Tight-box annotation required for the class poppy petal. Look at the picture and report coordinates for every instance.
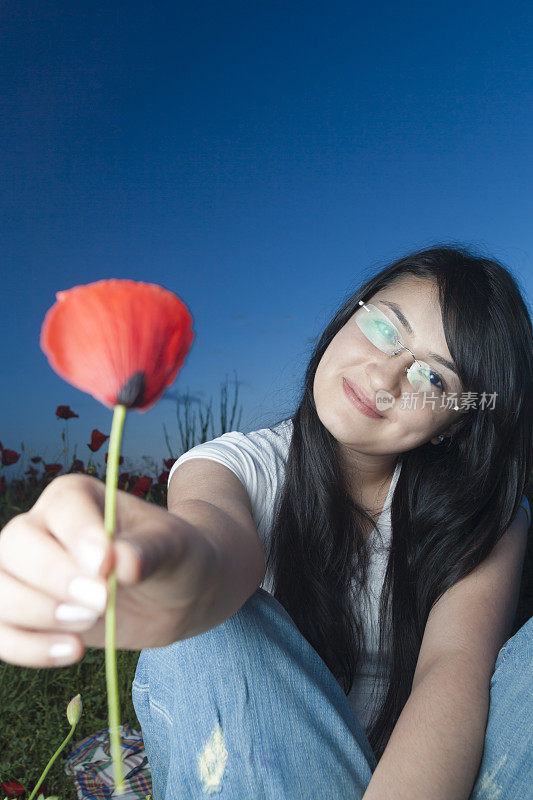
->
[88,429,110,451]
[56,405,79,420]
[2,449,20,466]
[131,476,152,496]
[44,463,63,477]
[1,778,26,797]
[40,280,195,412]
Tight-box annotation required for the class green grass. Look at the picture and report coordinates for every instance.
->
[0,649,141,799]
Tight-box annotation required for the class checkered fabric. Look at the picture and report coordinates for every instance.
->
[64,724,152,800]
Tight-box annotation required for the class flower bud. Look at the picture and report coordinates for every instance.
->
[66,693,83,726]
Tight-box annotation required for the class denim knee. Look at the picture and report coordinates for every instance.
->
[134,588,287,692]
[131,589,279,797]
[490,615,532,689]
[470,616,532,800]
[132,588,302,740]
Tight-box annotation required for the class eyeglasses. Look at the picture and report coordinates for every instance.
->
[354,300,456,402]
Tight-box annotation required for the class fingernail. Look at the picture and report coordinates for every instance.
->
[50,641,76,661]
[68,576,107,613]
[76,538,106,576]
[55,603,99,623]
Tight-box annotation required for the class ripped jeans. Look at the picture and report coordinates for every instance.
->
[132,587,532,799]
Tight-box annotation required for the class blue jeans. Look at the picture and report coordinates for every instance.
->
[132,587,532,799]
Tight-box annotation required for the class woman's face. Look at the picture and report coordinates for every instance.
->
[313,276,468,465]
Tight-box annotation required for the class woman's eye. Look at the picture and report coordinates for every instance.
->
[429,370,445,392]
[373,320,396,343]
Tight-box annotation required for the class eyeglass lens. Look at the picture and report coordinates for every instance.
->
[355,303,434,392]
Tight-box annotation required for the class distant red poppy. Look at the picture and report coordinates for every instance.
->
[88,429,110,452]
[30,456,42,463]
[56,405,79,420]
[1,778,25,797]
[1,449,20,466]
[158,470,170,485]
[105,453,124,465]
[164,458,175,469]
[71,459,85,472]
[40,279,194,413]
[131,476,152,497]
[118,472,130,490]
[44,463,63,477]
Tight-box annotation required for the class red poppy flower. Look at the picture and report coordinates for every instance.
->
[1,449,20,466]
[40,279,194,413]
[88,429,110,452]
[105,453,124,465]
[118,472,130,490]
[44,463,63,477]
[1,778,26,798]
[164,458,175,469]
[131,476,152,497]
[158,470,170,485]
[71,459,85,472]
[56,405,79,420]
[31,456,42,463]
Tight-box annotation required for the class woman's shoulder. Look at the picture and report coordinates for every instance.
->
[242,417,294,455]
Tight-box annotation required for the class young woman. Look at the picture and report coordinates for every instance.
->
[0,245,530,798]
[133,245,532,798]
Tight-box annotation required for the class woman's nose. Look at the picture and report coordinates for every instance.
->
[372,350,412,393]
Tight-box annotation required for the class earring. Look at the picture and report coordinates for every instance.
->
[432,434,445,445]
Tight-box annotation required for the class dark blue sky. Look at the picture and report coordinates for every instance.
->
[2,0,532,477]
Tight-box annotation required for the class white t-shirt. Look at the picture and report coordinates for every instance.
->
[167,419,531,733]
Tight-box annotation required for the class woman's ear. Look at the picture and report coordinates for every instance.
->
[431,408,469,444]
[446,408,470,440]
[430,431,451,445]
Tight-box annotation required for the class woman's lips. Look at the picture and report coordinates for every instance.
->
[343,377,384,419]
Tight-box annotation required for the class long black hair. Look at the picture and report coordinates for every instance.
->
[263,244,532,762]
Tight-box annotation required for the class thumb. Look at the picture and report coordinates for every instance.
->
[111,527,184,585]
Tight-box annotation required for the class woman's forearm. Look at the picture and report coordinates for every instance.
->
[362,653,490,800]
[168,498,266,641]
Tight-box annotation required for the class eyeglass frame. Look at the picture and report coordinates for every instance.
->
[355,299,460,412]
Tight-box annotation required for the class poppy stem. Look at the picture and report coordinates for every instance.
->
[27,721,78,800]
[65,420,70,472]
[103,403,128,796]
